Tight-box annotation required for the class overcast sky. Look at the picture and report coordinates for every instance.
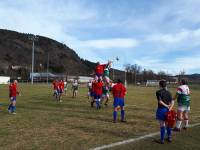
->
[0,0,200,75]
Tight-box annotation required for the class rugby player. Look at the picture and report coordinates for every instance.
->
[174,79,191,131]
[93,78,103,109]
[8,80,20,114]
[72,79,79,98]
[112,79,126,123]
[156,80,174,144]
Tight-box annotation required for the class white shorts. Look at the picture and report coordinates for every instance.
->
[178,105,190,112]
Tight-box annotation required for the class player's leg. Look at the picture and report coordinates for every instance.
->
[156,108,168,143]
[120,99,125,122]
[90,92,95,107]
[72,89,75,98]
[113,98,119,122]
[75,90,78,97]
[166,120,172,142]
[59,90,63,102]
[104,93,109,106]
[183,107,190,129]
[174,107,183,131]
[159,120,166,144]
[87,91,90,99]
[12,101,16,114]
[65,87,67,95]
[8,99,12,113]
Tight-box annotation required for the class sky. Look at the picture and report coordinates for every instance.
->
[0,0,200,75]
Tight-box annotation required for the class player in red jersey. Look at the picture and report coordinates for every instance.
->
[112,79,126,122]
[95,61,111,80]
[52,79,59,100]
[8,80,20,114]
[58,80,64,102]
[93,78,103,109]
[90,79,96,107]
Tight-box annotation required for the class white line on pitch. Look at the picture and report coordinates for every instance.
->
[89,123,200,150]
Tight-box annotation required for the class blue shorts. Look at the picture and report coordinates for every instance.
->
[95,73,103,77]
[10,97,16,102]
[59,89,63,94]
[94,94,101,99]
[113,97,124,108]
[90,92,95,97]
[156,108,169,121]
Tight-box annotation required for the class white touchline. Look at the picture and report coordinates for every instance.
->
[89,123,200,150]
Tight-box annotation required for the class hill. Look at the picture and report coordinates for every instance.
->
[0,29,96,78]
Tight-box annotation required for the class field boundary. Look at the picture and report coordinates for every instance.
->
[89,123,200,150]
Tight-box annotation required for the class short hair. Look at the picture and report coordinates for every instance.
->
[117,79,122,83]
[159,80,166,88]
[181,78,188,85]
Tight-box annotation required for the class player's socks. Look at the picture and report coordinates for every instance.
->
[121,110,125,121]
[167,127,172,138]
[160,127,165,142]
[12,106,16,112]
[176,120,182,129]
[8,104,12,111]
[184,119,189,128]
[96,100,99,109]
[91,101,94,107]
[113,111,117,121]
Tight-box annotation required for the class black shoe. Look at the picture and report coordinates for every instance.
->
[121,120,127,123]
[167,137,172,143]
[183,127,187,130]
[113,120,116,123]
[173,127,181,132]
[155,139,164,144]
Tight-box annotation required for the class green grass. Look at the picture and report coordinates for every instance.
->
[111,125,200,150]
[0,84,200,150]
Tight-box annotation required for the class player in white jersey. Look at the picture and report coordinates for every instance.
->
[87,80,93,99]
[174,79,191,131]
[72,79,79,98]
[64,80,68,95]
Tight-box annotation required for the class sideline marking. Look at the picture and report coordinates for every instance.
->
[89,123,200,150]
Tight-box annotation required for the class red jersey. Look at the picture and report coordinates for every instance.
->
[93,81,103,95]
[112,83,126,98]
[52,81,59,90]
[59,81,64,90]
[9,83,17,97]
[95,64,107,75]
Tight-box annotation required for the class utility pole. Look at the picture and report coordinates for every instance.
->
[28,35,38,84]
[47,53,49,84]
[125,69,127,88]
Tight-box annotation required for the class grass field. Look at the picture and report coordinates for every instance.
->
[0,84,200,150]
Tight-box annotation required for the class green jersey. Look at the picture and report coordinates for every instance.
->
[177,85,190,106]
[104,68,109,77]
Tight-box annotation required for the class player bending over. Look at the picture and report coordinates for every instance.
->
[156,80,174,144]
[112,79,126,123]
[174,79,191,131]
